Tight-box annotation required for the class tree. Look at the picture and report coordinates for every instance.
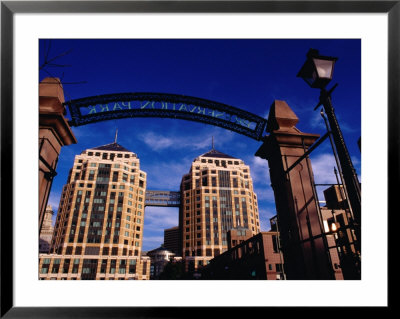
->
[158,261,185,280]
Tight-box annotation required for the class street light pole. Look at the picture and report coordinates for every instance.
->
[319,88,361,243]
[297,48,362,278]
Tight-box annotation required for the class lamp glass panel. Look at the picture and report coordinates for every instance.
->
[302,70,318,87]
[304,76,315,87]
[313,58,334,79]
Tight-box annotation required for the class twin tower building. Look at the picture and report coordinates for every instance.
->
[39,140,260,280]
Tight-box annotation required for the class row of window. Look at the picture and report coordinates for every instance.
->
[57,204,143,223]
[75,220,142,229]
[192,171,249,179]
[184,188,257,199]
[61,192,144,212]
[75,187,144,196]
[40,258,140,275]
[78,161,137,168]
[73,168,145,186]
[83,151,134,159]
[185,196,254,204]
[198,159,244,166]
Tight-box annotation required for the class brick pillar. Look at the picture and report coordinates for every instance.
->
[39,77,77,233]
[256,100,334,279]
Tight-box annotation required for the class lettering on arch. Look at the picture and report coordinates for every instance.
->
[65,93,267,140]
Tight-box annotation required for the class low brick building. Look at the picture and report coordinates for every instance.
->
[201,231,285,280]
[146,245,176,279]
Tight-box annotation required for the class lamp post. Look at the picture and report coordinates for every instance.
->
[297,49,362,262]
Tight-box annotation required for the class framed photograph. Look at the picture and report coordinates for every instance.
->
[1,0,395,317]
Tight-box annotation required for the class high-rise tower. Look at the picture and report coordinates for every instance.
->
[40,141,150,280]
[51,142,147,257]
[179,147,261,269]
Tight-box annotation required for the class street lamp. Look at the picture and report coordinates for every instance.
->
[297,48,361,278]
[297,48,337,89]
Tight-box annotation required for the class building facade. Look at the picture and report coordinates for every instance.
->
[39,254,150,280]
[146,245,176,279]
[179,147,261,269]
[321,185,360,280]
[39,205,55,253]
[323,184,348,210]
[164,226,180,256]
[40,141,149,280]
[201,231,285,280]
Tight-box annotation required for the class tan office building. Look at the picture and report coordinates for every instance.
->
[179,147,261,269]
[39,141,150,280]
[201,230,285,280]
[164,226,180,256]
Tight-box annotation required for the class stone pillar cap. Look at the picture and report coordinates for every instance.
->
[266,100,299,133]
[39,77,65,104]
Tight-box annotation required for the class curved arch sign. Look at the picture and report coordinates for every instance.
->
[65,93,267,140]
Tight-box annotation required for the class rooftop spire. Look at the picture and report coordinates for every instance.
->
[212,136,215,150]
[114,128,118,143]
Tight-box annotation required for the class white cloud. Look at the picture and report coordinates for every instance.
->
[139,128,234,152]
[309,152,344,201]
[310,153,338,185]
[141,236,164,251]
[309,108,327,131]
[140,132,178,151]
[143,206,179,232]
[258,207,277,231]
[142,206,179,251]
[144,160,190,190]
[254,187,275,202]
[247,156,271,185]
[351,155,361,168]
[71,122,118,142]
[47,191,61,212]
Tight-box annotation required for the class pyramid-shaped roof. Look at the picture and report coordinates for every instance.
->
[90,142,133,153]
[199,148,237,159]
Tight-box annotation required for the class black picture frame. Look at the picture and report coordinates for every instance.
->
[1,1,395,317]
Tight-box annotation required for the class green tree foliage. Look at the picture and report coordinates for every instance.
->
[158,261,185,280]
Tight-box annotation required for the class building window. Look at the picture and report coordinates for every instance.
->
[40,267,48,274]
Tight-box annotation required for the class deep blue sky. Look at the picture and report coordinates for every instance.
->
[40,39,361,251]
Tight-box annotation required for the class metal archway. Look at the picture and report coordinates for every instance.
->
[65,92,267,141]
